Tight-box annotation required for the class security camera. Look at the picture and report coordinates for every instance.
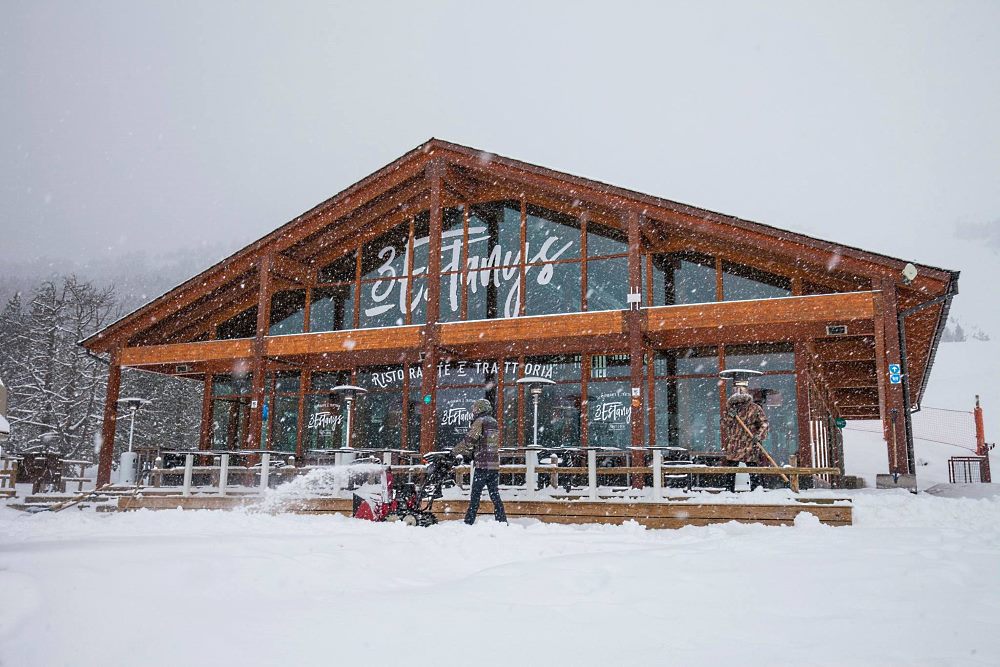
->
[901,263,918,285]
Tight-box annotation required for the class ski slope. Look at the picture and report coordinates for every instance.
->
[844,338,997,488]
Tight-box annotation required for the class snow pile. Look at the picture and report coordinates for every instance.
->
[255,462,385,512]
[2,492,999,667]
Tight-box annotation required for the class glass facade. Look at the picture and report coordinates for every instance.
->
[651,253,717,306]
[263,372,300,452]
[588,354,631,449]
[725,343,797,464]
[204,343,799,464]
[522,355,582,449]
[303,371,350,450]
[354,365,405,449]
[209,199,809,345]
[653,348,721,453]
[722,261,791,301]
[210,374,251,450]
[197,198,817,462]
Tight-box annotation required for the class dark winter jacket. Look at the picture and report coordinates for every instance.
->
[721,393,769,464]
[458,414,500,470]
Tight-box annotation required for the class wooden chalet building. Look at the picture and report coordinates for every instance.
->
[82,139,958,487]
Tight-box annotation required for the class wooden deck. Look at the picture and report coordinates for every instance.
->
[115,495,852,527]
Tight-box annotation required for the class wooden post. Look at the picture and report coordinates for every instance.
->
[975,396,991,482]
[793,342,813,467]
[626,210,645,485]
[876,280,909,475]
[96,349,122,486]
[199,373,213,451]
[295,369,309,460]
[247,255,273,451]
[419,160,444,454]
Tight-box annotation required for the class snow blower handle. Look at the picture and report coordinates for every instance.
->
[733,413,789,483]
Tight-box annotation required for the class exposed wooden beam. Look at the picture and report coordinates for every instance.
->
[271,253,311,285]
[648,292,877,333]
[121,339,254,366]
[294,178,429,263]
[132,277,257,345]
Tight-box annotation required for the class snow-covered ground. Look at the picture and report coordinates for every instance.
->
[2,490,999,667]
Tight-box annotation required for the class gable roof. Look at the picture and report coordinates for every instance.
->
[81,138,958,356]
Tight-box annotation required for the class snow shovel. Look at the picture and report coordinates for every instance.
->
[732,413,790,484]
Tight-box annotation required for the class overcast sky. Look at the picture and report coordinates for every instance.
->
[2,1,998,331]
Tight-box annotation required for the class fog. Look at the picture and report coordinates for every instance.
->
[2,1,998,331]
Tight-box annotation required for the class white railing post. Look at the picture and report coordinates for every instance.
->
[382,450,392,466]
[525,449,537,499]
[182,454,193,497]
[259,452,271,493]
[218,454,229,496]
[587,449,598,500]
[652,448,663,501]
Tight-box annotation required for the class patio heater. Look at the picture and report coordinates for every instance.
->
[516,376,556,448]
[331,385,367,463]
[116,397,151,485]
[516,376,555,498]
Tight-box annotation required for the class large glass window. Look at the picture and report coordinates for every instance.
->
[438,204,466,322]
[318,253,357,284]
[359,224,411,328]
[523,206,584,316]
[264,372,300,452]
[522,355,582,448]
[310,285,355,332]
[725,343,795,372]
[360,278,408,328]
[435,359,500,451]
[303,371,351,450]
[588,355,631,449]
[210,374,251,450]
[724,342,797,464]
[586,256,630,311]
[354,365,405,449]
[653,348,721,453]
[651,253,717,306]
[526,205,580,262]
[217,306,257,340]
[269,290,305,336]
[586,221,627,257]
[524,261,581,315]
[722,261,791,301]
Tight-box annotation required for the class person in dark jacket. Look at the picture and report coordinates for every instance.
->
[721,369,770,491]
[454,399,507,525]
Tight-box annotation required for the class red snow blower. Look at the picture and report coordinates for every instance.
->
[351,451,458,527]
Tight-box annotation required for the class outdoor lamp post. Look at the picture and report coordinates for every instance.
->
[516,376,555,499]
[331,385,367,450]
[516,376,556,447]
[116,397,151,485]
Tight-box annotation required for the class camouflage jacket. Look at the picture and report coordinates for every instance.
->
[721,394,769,464]
[455,414,500,470]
